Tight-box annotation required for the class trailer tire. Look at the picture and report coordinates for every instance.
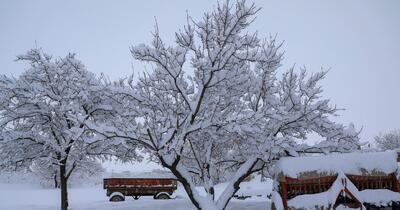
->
[109,192,125,202]
[154,192,170,199]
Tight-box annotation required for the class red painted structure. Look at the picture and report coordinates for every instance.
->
[103,178,178,201]
[278,173,400,210]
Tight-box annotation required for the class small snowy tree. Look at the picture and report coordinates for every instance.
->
[0,49,138,210]
[375,130,400,151]
[30,159,60,188]
[30,157,104,188]
[103,1,360,210]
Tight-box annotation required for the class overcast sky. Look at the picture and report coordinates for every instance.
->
[1,0,399,170]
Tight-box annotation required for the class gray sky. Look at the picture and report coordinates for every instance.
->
[1,0,399,148]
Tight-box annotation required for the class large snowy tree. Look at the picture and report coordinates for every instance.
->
[0,49,138,210]
[101,1,360,210]
[375,129,400,151]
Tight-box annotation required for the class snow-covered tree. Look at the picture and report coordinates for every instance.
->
[375,130,400,151]
[0,49,138,210]
[102,1,360,210]
[30,157,104,188]
[30,159,60,188]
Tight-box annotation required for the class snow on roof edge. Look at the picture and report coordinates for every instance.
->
[275,151,398,178]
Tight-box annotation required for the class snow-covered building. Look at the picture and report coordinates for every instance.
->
[271,151,400,210]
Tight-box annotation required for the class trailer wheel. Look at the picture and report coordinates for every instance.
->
[154,192,171,200]
[109,192,125,202]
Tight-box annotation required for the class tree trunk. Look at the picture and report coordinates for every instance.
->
[159,157,204,210]
[160,156,260,210]
[54,174,60,188]
[60,164,68,210]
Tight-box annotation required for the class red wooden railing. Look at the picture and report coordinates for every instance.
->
[346,173,399,192]
[279,175,337,210]
[280,175,337,199]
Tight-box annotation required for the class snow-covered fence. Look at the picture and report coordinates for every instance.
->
[272,151,400,210]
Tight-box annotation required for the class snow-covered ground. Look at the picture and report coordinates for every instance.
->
[0,178,272,210]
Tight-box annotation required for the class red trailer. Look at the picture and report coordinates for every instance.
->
[103,178,178,201]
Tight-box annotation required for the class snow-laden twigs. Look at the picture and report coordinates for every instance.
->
[0,49,141,210]
[106,1,360,210]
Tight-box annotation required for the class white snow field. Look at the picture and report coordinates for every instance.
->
[0,178,272,210]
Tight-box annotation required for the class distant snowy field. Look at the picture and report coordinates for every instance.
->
[0,178,272,210]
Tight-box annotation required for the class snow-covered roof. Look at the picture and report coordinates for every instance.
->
[275,151,398,178]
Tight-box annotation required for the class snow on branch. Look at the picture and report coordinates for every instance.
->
[105,1,360,210]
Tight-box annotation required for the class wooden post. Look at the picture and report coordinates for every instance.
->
[280,177,289,210]
[391,173,400,192]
